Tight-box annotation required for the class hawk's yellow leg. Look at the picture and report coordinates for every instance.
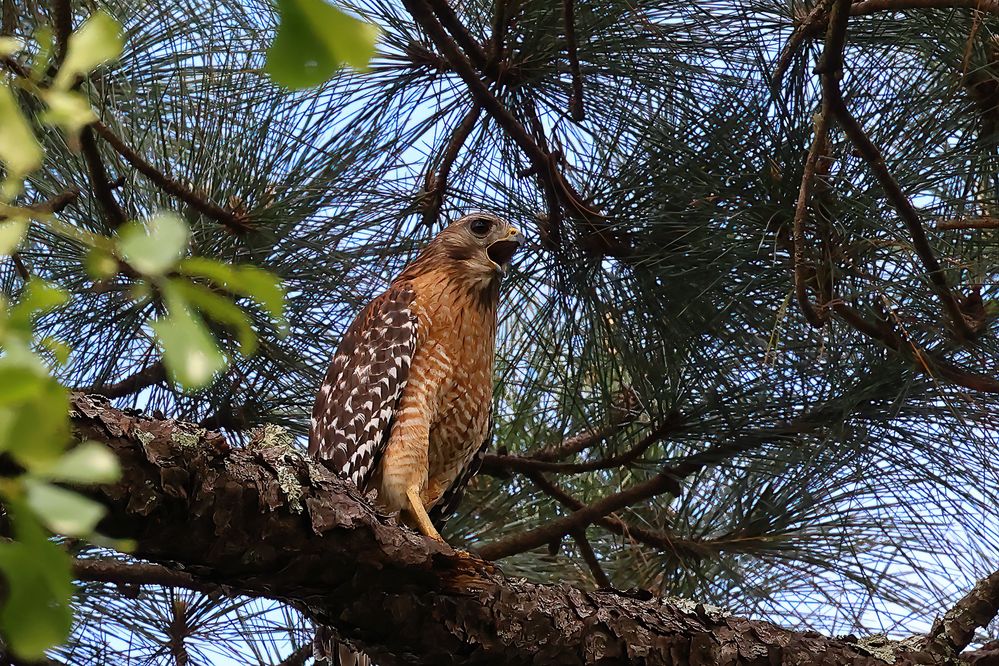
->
[406,487,444,542]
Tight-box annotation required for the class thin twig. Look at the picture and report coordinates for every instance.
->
[833,301,999,391]
[792,109,833,328]
[3,188,82,280]
[402,0,627,256]
[426,0,489,70]
[73,558,220,594]
[936,217,999,230]
[771,0,834,94]
[527,470,706,560]
[90,121,253,234]
[851,0,999,16]
[818,0,975,340]
[570,528,610,588]
[422,103,481,227]
[481,419,674,475]
[563,0,585,122]
[480,410,844,561]
[50,0,72,69]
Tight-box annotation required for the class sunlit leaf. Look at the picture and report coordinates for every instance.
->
[0,85,43,199]
[24,479,107,536]
[35,441,121,484]
[83,247,119,280]
[0,37,21,57]
[265,0,378,89]
[179,257,288,333]
[117,213,189,275]
[41,90,98,142]
[52,10,124,90]
[0,352,70,467]
[37,336,72,366]
[172,278,259,355]
[152,285,226,389]
[9,278,70,333]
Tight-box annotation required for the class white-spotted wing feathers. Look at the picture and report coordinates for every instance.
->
[309,284,417,489]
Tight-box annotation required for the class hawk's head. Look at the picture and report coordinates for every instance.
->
[399,212,525,287]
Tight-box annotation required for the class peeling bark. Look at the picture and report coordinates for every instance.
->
[67,394,986,666]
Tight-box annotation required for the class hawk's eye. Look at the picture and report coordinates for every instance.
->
[469,217,492,237]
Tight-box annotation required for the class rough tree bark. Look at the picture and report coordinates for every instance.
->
[67,393,995,666]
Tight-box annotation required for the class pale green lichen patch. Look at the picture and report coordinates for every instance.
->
[135,430,156,447]
[248,423,295,451]
[274,453,305,514]
[853,634,924,662]
[171,428,203,449]
[665,596,731,620]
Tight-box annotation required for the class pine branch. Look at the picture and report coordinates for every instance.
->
[65,393,983,666]
[562,0,585,122]
[80,360,166,398]
[73,558,220,594]
[80,127,128,230]
[89,121,252,235]
[920,569,999,660]
[937,217,999,230]
[570,528,610,588]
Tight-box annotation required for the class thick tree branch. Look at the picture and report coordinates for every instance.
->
[921,569,999,660]
[67,392,973,666]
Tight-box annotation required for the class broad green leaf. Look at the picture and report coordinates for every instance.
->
[152,286,226,389]
[52,10,124,90]
[0,85,43,199]
[179,257,288,333]
[233,265,288,333]
[117,213,189,275]
[265,0,378,89]
[0,367,70,467]
[41,90,97,141]
[36,441,121,484]
[0,217,28,255]
[0,37,22,57]
[0,365,46,404]
[23,479,107,536]
[172,278,259,355]
[0,504,74,659]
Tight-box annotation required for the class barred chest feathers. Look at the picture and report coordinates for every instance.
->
[370,269,498,516]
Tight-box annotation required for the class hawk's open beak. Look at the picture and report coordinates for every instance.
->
[487,227,525,275]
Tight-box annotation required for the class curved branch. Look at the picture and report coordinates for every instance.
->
[67,393,988,665]
[89,121,252,235]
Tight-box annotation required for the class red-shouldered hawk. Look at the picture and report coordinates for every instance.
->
[309,213,524,541]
